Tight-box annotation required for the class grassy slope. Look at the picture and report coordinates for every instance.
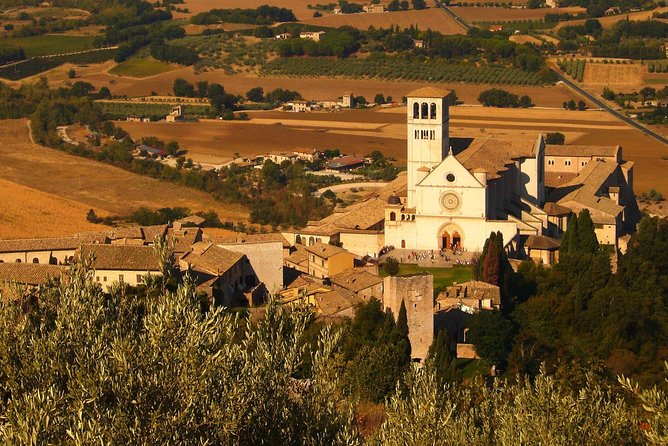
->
[0,35,96,57]
[380,264,473,295]
[109,57,178,78]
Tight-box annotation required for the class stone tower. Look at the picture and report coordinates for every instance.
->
[383,273,434,361]
[406,87,452,208]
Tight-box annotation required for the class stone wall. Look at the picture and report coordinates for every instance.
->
[383,273,434,361]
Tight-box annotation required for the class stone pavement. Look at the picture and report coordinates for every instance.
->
[379,248,476,268]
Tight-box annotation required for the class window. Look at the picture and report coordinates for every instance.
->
[96,276,100,282]
[421,102,428,119]
[413,102,419,119]
[548,159,555,166]
[137,274,143,283]
[321,259,324,266]
[565,160,571,166]
[446,173,456,183]
[119,274,124,282]
[430,102,437,119]
[389,211,396,221]
[15,259,21,263]
[103,276,107,282]
[32,258,39,264]
[581,161,587,166]
[430,130,435,140]
[414,130,419,139]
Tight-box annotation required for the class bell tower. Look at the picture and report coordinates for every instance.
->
[406,87,451,208]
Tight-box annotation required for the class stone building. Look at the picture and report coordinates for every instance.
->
[78,244,162,290]
[383,86,638,255]
[383,273,434,361]
[330,268,383,300]
[303,242,355,279]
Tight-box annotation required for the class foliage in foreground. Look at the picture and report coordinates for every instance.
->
[0,265,664,444]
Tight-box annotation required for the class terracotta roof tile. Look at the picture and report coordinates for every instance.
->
[180,242,244,276]
[304,242,351,259]
[79,245,161,271]
[330,269,382,293]
[0,263,66,285]
[0,236,105,253]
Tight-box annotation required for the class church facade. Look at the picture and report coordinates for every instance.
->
[384,87,548,253]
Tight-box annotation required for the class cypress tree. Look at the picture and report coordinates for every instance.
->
[576,209,599,253]
[476,232,496,279]
[395,300,411,360]
[482,237,501,286]
[560,213,578,256]
[428,329,460,385]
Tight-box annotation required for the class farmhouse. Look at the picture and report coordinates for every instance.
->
[288,100,312,112]
[275,32,291,39]
[300,31,326,42]
[363,4,385,13]
[137,144,168,157]
[326,155,365,170]
[165,105,183,122]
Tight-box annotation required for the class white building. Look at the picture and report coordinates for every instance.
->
[384,87,546,253]
[383,87,638,255]
[300,31,326,42]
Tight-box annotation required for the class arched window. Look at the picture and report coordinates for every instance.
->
[412,102,419,119]
[308,236,315,246]
[401,214,405,221]
[32,258,39,264]
[401,240,406,248]
[430,102,437,119]
[389,212,396,221]
[421,102,428,119]
[15,259,21,263]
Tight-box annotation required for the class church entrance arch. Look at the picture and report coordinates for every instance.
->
[452,231,461,250]
[438,224,463,250]
[441,232,450,250]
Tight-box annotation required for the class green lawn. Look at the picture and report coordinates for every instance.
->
[109,57,177,78]
[380,264,473,296]
[458,358,492,379]
[0,35,97,57]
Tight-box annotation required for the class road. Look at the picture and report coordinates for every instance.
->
[553,69,668,146]
[437,2,472,31]
[438,2,668,147]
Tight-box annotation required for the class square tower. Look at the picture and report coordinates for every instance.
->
[406,87,452,208]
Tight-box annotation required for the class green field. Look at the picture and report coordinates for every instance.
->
[0,35,97,57]
[98,101,212,120]
[262,57,550,86]
[109,57,178,78]
[380,264,473,296]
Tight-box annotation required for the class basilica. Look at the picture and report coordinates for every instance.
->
[286,87,638,262]
[384,87,638,257]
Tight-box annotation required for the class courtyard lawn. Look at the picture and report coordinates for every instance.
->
[109,57,178,78]
[380,264,473,295]
[0,35,97,57]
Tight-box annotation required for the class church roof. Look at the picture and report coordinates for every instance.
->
[548,160,624,224]
[455,135,539,179]
[406,87,452,98]
[545,144,620,159]
[525,235,560,251]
